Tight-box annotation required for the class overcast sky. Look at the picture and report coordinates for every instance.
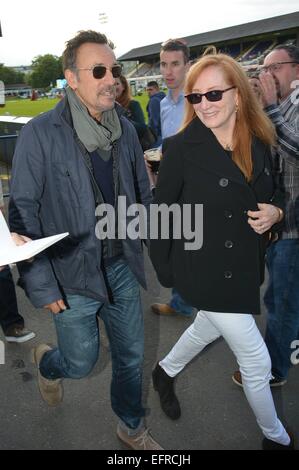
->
[1,0,298,66]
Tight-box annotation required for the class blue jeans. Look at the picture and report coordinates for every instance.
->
[40,259,145,430]
[169,288,194,317]
[264,239,299,380]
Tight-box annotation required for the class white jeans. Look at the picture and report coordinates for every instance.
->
[160,310,290,446]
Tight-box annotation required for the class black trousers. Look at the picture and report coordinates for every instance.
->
[0,266,24,333]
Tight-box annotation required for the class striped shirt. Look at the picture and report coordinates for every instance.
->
[265,88,299,239]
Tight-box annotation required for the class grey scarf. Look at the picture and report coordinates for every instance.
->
[66,86,122,152]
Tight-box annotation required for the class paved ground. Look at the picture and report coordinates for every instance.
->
[0,252,298,451]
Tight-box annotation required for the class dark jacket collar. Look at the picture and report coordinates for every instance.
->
[182,117,267,186]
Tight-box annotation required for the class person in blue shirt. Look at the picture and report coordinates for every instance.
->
[150,38,194,318]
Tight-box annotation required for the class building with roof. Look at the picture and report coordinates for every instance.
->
[119,12,299,62]
[118,12,299,83]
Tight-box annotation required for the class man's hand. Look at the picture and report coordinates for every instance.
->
[249,77,266,106]
[258,72,279,107]
[11,232,32,246]
[44,300,67,315]
[0,233,32,270]
[247,203,282,235]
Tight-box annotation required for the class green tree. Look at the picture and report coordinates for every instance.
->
[0,64,25,84]
[28,54,63,89]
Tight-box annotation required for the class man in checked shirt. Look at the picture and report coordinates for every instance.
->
[234,45,299,389]
[260,45,299,387]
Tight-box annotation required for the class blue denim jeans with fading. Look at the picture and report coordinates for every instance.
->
[264,239,299,380]
[40,258,145,430]
[169,288,194,317]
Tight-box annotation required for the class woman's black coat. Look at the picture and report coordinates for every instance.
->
[150,117,281,315]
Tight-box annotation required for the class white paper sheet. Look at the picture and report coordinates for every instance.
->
[0,212,69,266]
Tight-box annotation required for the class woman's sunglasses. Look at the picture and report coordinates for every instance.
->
[76,64,123,79]
[185,86,236,104]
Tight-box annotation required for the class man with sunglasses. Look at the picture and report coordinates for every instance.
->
[150,38,195,318]
[233,44,299,389]
[9,30,162,450]
[260,45,299,387]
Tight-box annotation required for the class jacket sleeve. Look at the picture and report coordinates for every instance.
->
[128,100,147,137]
[129,123,153,247]
[9,122,63,308]
[266,146,285,235]
[149,135,184,287]
[148,98,162,146]
[265,103,299,159]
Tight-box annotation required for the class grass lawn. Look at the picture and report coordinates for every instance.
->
[0,98,60,117]
[0,94,149,121]
[134,93,149,122]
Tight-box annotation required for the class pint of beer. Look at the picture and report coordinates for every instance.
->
[144,148,162,174]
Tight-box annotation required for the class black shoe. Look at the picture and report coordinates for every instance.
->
[152,363,181,420]
[4,326,36,343]
[269,377,287,387]
[262,433,295,450]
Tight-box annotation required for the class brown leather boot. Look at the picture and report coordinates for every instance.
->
[151,303,177,316]
[32,344,63,407]
[117,425,163,450]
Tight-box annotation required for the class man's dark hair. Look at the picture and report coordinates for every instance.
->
[62,30,114,71]
[147,81,159,88]
[271,44,299,63]
[160,38,190,64]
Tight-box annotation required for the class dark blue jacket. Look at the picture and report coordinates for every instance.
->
[147,91,165,147]
[9,99,152,308]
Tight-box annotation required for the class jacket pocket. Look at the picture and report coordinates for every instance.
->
[52,162,81,208]
[52,245,85,289]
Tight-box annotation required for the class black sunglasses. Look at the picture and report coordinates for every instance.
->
[76,64,122,79]
[185,86,236,104]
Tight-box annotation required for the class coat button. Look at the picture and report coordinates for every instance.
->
[224,271,233,279]
[225,240,234,249]
[219,178,229,187]
[224,210,233,219]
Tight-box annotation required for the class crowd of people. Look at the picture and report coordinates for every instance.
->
[1,29,298,450]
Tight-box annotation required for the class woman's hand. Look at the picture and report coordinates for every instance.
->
[247,203,283,235]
